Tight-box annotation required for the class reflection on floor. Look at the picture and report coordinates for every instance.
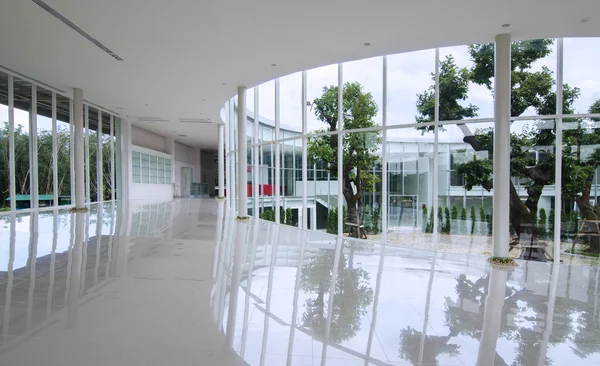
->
[1,199,600,365]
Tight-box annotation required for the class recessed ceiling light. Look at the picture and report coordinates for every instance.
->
[115,107,125,110]
[271,63,277,67]
[179,134,187,137]
[222,83,227,86]
[364,42,371,46]
[144,103,148,106]
[581,18,590,23]
[501,24,510,28]
[201,99,206,102]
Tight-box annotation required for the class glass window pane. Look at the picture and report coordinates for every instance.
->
[132,151,141,183]
[37,88,53,203]
[0,72,9,208]
[13,78,32,205]
[141,153,149,183]
[56,94,71,201]
[388,49,435,127]
[564,37,600,115]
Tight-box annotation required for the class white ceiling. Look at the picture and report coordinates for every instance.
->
[1,0,599,151]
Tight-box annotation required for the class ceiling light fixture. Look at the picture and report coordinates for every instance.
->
[581,18,590,23]
[201,99,206,102]
[271,63,277,66]
[364,42,371,46]
[501,24,510,28]
[222,83,228,86]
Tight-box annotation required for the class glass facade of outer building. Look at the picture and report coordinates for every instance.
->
[224,37,600,253]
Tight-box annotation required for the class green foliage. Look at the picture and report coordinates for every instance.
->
[416,55,478,132]
[460,207,467,221]
[285,207,294,226]
[479,207,486,222]
[371,207,381,234]
[451,205,458,220]
[426,208,434,233]
[0,207,9,212]
[487,256,518,267]
[470,206,476,234]
[260,209,275,222]
[437,206,443,232]
[538,208,547,238]
[422,205,429,232]
[487,212,493,236]
[327,206,348,235]
[443,207,451,234]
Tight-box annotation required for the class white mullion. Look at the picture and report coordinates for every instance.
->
[432,49,440,234]
[337,63,343,236]
[110,115,115,201]
[97,110,103,202]
[253,87,260,217]
[554,38,564,261]
[84,105,90,204]
[275,79,281,223]
[30,85,39,209]
[382,56,388,241]
[52,92,58,206]
[8,75,15,211]
[302,71,308,229]
[69,99,75,206]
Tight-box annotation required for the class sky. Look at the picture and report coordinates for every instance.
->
[2,38,599,143]
[248,37,600,142]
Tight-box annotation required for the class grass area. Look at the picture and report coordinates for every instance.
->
[488,256,518,267]
[68,207,89,213]
[565,249,600,258]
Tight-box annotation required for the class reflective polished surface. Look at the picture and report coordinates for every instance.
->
[2,199,600,365]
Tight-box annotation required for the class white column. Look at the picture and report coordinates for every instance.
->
[252,87,260,218]
[275,80,281,223]
[8,76,16,212]
[218,124,225,198]
[120,119,132,203]
[30,85,38,209]
[476,267,508,365]
[381,57,388,239]
[493,33,511,257]
[337,63,344,236]
[52,92,58,206]
[109,115,115,201]
[302,71,308,229]
[432,49,440,233]
[228,101,237,210]
[97,109,103,202]
[84,105,91,205]
[73,88,85,208]
[237,86,248,216]
[253,87,260,217]
[554,38,564,261]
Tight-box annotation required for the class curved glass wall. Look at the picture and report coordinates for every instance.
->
[224,37,600,259]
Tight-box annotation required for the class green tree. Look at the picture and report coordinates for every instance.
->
[308,82,381,238]
[444,207,451,234]
[470,206,476,234]
[416,39,600,250]
[479,206,486,222]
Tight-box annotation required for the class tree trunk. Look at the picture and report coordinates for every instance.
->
[575,183,600,253]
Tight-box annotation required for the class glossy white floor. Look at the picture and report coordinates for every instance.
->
[1,199,599,365]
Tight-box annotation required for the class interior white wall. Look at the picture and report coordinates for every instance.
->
[174,141,201,184]
[132,125,167,153]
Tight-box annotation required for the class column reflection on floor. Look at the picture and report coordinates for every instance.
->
[215,211,600,366]
[0,202,120,349]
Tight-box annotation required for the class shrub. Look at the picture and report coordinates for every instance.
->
[470,206,476,234]
[426,208,434,233]
[479,207,486,221]
[260,209,275,222]
[548,208,555,237]
[372,207,381,234]
[422,205,429,232]
[451,204,458,220]
[538,208,547,238]
[327,206,348,234]
[444,207,451,234]
[487,212,493,236]
[438,206,443,232]
[285,207,293,226]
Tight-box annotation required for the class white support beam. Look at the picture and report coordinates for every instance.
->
[52,92,58,206]
[237,86,248,216]
[84,105,91,205]
[8,75,15,212]
[73,89,85,208]
[110,115,115,201]
[492,33,512,257]
[218,124,225,198]
[337,63,344,236]
[97,109,103,202]
[30,85,38,209]
[381,56,388,240]
[275,79,281,223]
[554,38,564,262]
[302,71,308,229]
[253,87,260,217]
[432,49,440,234]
